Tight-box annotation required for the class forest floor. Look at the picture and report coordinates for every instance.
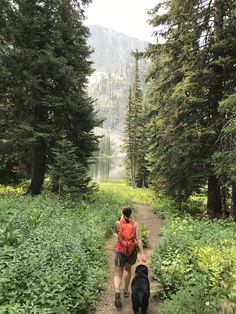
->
[95,204,163,314]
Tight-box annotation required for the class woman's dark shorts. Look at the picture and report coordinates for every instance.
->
[114,247,138,267]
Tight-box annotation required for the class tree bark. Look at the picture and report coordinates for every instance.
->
[131,157,136,188]
[205,0,224,218]
[214,0,223,41]
[230,182,236,219]
[28,139,47,196]
[51,177,59,193]
[207,175,222,218]
[221,184,229,219]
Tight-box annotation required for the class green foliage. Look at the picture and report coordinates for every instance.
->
[0,223,20,247]
[162,281,218,314]
[0,182,28,196]
[152,195,206,219]
[219,278,236,313]
[0,0,100,195]
[0,182,153,312]
[99,182,154,205]
[123,52,149,188]
[0,158,19,185]
[212,93,236,183]
[0,183,139,313]
[151,214,236,312]
[49,137,93,198]
[139,223,150,248]
[146,0,236,215]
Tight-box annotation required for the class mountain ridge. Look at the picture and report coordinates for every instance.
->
[87,25,148,180]
[87,24,148,72]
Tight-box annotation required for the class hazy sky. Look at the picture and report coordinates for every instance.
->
[85,0,158,43]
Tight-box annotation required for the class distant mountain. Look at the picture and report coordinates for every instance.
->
[88,25,148,133]
[87,25,148,180]
[88,25,148,72]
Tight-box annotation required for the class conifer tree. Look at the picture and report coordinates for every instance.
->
[123,51,148,188]
[124,87,135,187]
[49,137,92,199]
[0,0,100,195]
[132,51,147,188]
[146,0,236,216]
[213,93,236,217]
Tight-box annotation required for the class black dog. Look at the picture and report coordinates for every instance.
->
[131,264,150,314]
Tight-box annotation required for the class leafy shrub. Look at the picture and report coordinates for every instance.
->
[162,280,218,314]
[151,215,236,312]
[152,198,177,218]
[0,220,107,313]
[153,195,205,219]
[219,277,236,313]
[0,223,21,247]
[0,184,140,313]
[140,223,150,248]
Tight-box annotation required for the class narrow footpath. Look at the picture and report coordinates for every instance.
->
[95,204,162,314]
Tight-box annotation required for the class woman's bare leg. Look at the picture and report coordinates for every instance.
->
[114,266,123,292]
[124,263,132,292]
[114,266,123,308]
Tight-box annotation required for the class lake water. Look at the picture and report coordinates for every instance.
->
[90,156,125,182]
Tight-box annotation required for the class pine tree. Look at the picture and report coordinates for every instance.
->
[123,51,148,188]
[146,0,236,215]
[0,0,100,195]
[124,87,135,187]
[132,51,147,188]
[213,93,236,217]
[49,137,92,199]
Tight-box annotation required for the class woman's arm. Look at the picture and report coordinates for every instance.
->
[115,221,120,234]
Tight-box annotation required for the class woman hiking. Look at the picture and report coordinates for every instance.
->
[114,206,146,308]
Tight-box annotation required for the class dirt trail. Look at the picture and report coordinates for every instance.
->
[95,204,162,314]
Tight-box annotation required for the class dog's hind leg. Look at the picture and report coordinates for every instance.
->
[132,299,139,314]
[141,297,149,314]
[132,293,140,314]
[132,305,140,314]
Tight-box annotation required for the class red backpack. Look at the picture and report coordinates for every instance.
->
[117,218,137,256]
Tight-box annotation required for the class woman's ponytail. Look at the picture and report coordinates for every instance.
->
[122,206,132,223]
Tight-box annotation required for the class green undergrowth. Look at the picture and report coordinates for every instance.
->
[152,198,236,313]
[99,182,155,205]
[0,183,151,313]
[152,194,206,219]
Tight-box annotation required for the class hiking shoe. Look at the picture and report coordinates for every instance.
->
[123,290,130,298]
[115,292,121,308]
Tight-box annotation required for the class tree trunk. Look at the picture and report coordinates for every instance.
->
[131,158,136,188]
[207,175,222,218]
[214,0,223,41]
[205,0,224,218]
[51,177,59,193]
[28,139,47,196]
[221,184,229,219]
[230,182,236,219]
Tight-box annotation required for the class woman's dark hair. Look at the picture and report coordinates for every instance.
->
[122,206,132,222]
